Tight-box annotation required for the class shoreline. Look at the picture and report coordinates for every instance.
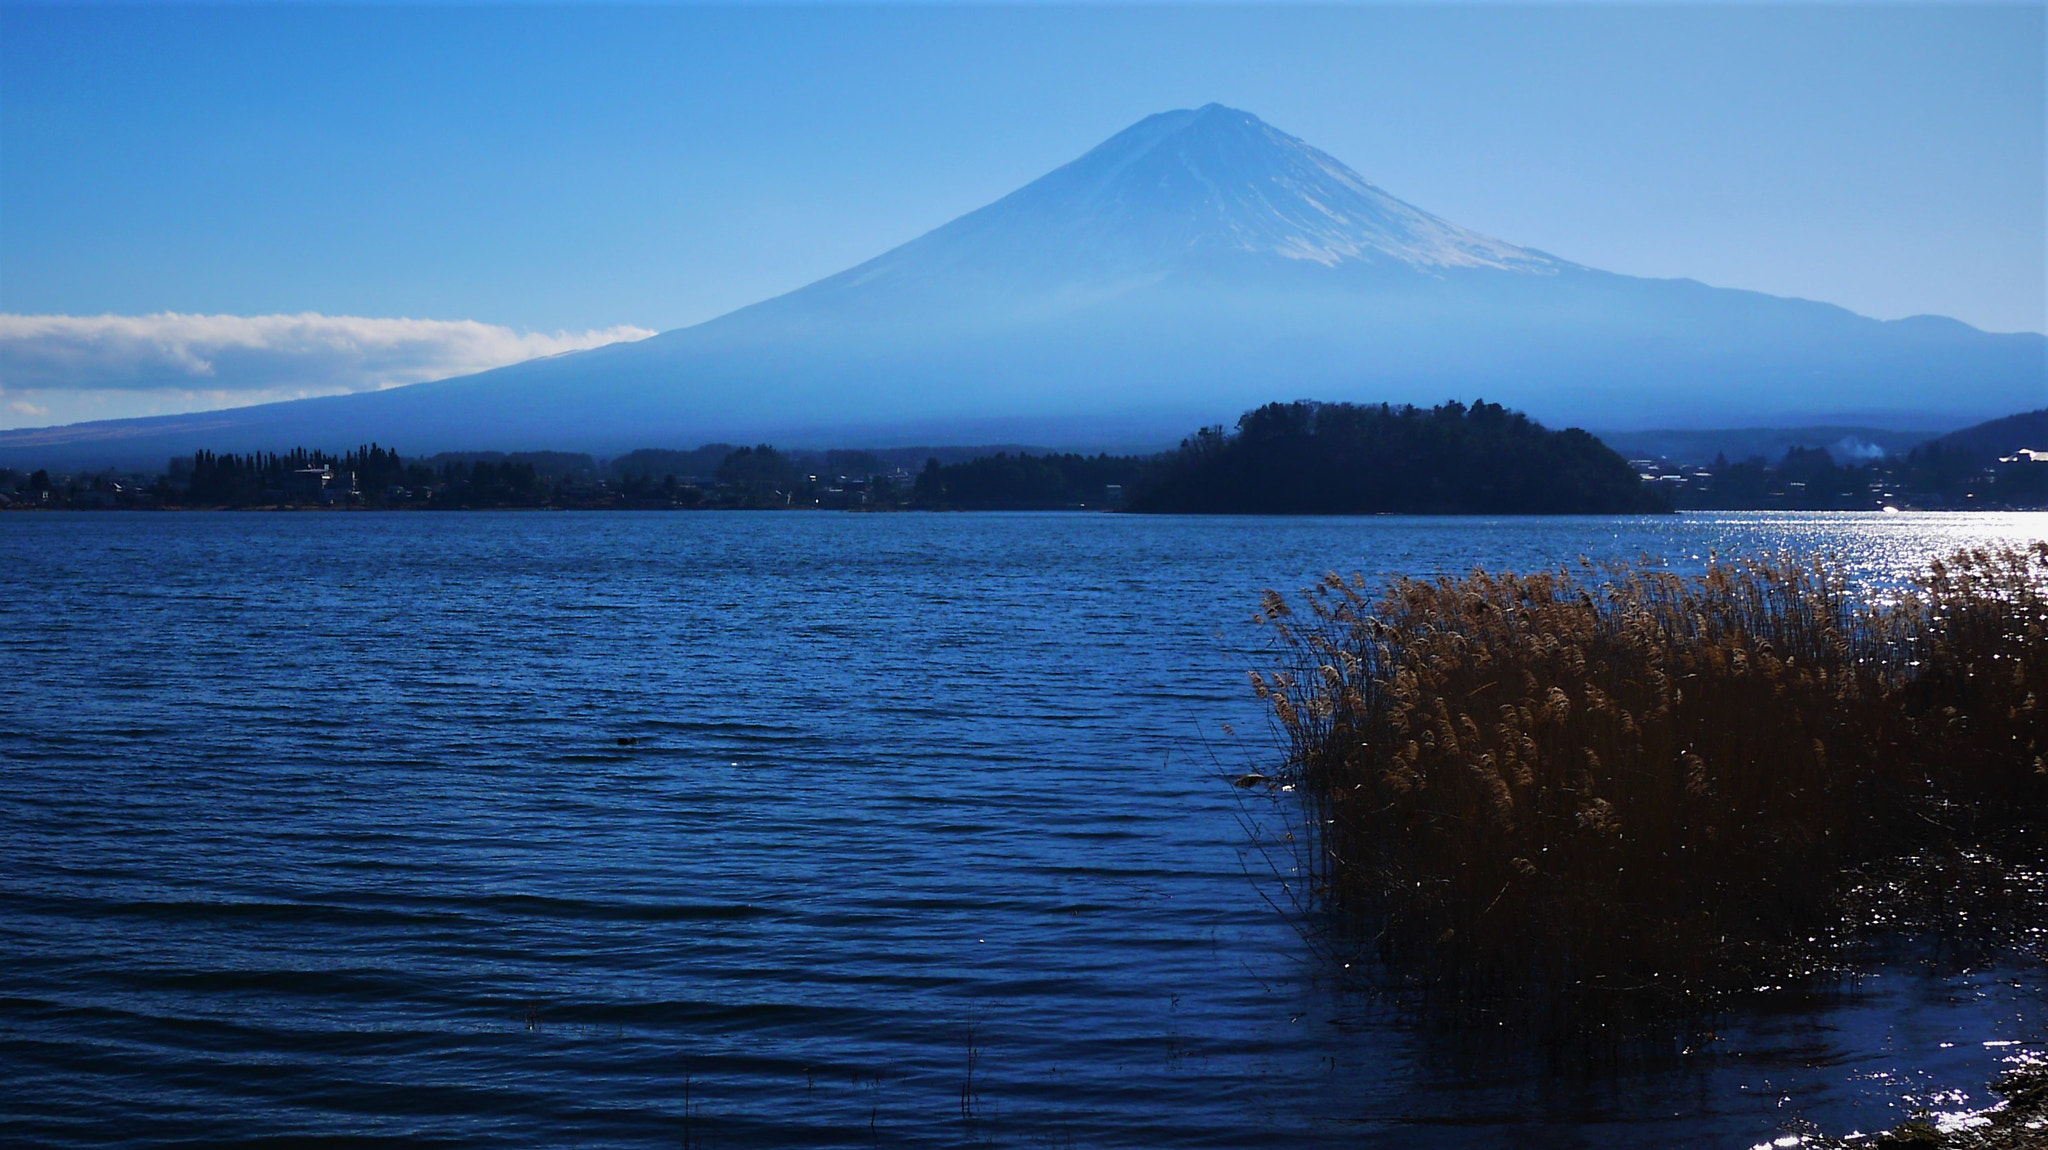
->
[7,504,2048,515]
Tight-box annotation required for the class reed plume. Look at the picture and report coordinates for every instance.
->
[1256,544,2048,1020]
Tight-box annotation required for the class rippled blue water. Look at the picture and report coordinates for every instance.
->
[3,511,2044,1148]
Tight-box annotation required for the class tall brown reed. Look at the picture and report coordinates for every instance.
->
[1899,547,2048,817]
[1255,544,2047,1019]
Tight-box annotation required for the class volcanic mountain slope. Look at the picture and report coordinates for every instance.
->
[6,104,2042,467]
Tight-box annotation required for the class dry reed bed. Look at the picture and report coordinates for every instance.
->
[1254,544,2047,1021]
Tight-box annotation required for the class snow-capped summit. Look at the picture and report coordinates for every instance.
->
[837,103,1558,292]
[4,105,2040,466]
[1002,102,1557,271]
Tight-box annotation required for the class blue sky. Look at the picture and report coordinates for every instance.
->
[0,3,2042,427]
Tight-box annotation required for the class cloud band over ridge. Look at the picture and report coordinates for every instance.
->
[0,312,655,430]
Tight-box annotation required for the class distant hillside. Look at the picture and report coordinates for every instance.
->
[1596,426,1941,467]
[1640,407,2048,511]
[1920,408,2048,466]
[1130,400,1667,515]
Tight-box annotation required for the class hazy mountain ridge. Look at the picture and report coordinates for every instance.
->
[4,104,2041,468]
[1927,408,2048,464]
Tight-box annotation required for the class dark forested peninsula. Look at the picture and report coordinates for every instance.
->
[1129,400,1668,514]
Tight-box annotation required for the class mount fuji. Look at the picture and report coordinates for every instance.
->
[8,104,2043,466]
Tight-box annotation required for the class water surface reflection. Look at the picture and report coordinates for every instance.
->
[1,511,2041,1147]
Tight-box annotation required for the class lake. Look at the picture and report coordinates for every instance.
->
[3,511,2044,1148]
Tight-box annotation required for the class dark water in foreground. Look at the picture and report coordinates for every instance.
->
[3,511,2045,1148]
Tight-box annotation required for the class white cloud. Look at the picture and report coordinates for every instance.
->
[0,312,655,429]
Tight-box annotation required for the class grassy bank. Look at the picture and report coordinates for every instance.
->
[1254,545,2047,1023]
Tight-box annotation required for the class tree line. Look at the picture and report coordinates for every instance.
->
[903,401,1671,513]
[6,401,2040,513]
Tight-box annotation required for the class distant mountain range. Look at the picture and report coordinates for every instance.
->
[5,104,2043,469]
